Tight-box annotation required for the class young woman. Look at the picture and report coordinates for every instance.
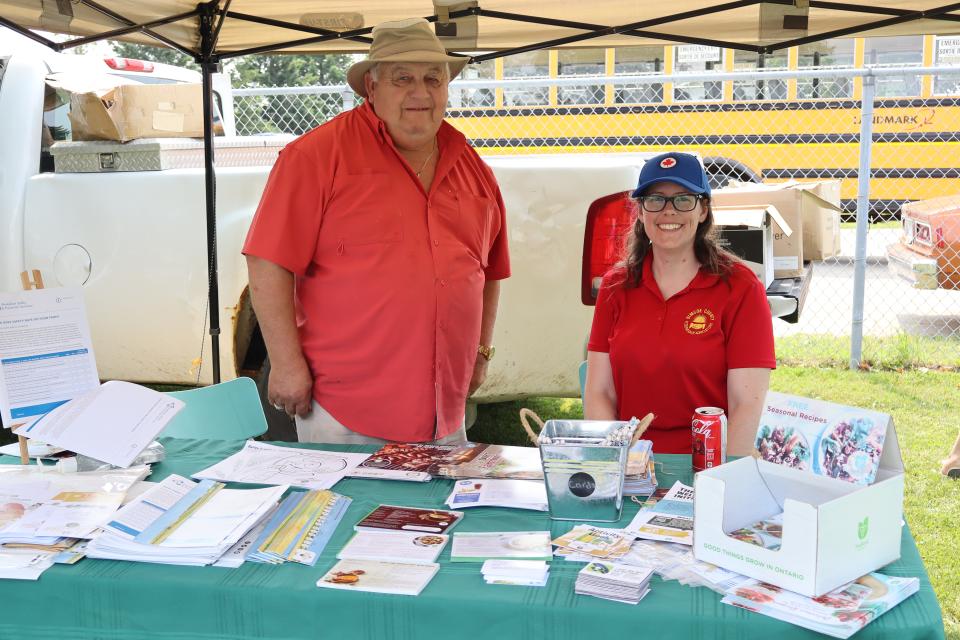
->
[584,152,775,455]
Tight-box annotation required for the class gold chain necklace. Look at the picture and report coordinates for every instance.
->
[415,140,437,178]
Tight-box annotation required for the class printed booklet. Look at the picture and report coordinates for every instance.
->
[723,572,920,638]
[626,481,694,545]
[354,505,463,534]
[338,530,449,565]
[317,559,440,596]
[450,531,552,562]
[347,443,460,482]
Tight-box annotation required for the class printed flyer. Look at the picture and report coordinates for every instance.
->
[755,392,893,485]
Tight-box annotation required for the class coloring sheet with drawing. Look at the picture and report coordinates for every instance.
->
[192,441,369,490]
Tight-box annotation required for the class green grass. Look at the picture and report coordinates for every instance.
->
[777,333,960,370]
[471,367,960,638]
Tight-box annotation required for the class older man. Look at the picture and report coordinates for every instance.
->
[242,18,510,445]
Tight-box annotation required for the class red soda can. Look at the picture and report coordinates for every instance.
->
[692,407,727,471]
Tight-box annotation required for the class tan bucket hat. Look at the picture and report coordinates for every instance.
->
[347,18,469,97]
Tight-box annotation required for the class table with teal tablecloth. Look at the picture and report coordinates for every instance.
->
[0,439,946,640]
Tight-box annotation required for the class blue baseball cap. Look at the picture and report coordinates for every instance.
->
[631,152,711,198]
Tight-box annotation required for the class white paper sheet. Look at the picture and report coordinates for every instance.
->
[193,441,369,490]
[0,288,100,430]
[21,381,184,467]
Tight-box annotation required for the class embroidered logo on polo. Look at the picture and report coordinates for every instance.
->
[683,308,715,335]
[659,157,677,169]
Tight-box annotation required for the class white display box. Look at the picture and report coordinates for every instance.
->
[693,395,904,597]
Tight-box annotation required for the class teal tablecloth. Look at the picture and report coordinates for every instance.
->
[0,439,945,640]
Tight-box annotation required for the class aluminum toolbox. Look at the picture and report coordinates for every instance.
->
[50,135,294,173]
[538,419,632,522]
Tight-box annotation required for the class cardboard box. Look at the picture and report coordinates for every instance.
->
[713,204,792,287]
[65,81,207,142]
[713,181,842,273]
[693,392,904,597]
[794,180,842,261]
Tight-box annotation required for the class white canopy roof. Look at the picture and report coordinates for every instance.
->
[1,1,959,60]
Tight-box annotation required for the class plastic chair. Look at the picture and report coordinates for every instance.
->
[161,377,268,440]
[578,360,588,399]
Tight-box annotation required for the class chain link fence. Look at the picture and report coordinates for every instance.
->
[234,66,960,365]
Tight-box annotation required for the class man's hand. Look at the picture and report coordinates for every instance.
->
[468,356,489,396]
[268,356,314,418]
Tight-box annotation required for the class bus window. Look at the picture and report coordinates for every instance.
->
[452,59,495,108]
[673,45,723,102]
[864,35,923,97]
[797,38,854,99]
[933,35,960,96]
[614,46,664,104]
[503,50,549,106]
[557,48,605,105]
[733,50,787,100]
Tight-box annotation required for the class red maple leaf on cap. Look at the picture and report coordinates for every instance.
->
[660,157,677,169]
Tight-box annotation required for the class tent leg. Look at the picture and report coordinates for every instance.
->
[199,2,222,384]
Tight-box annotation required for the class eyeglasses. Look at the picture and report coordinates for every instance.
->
[639,193,704,213]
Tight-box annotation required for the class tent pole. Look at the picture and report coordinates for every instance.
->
[198,2,222,384]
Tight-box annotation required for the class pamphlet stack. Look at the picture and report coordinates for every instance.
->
[575,561,654,604]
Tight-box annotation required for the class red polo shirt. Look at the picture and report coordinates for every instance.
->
[588,254,775,453]
[243,102,510,442]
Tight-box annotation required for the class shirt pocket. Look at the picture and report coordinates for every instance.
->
[440,191,494,267]
[328,171,403,248]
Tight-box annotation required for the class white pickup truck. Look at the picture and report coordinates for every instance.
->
[1,31,807,433]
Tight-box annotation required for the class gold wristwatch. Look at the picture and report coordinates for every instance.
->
[477,344,495,361]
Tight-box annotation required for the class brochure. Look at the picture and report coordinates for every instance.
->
[726,512,784,551]
[317,559,439,596]
[437,444,543,480]
[247,489,351,566]
[756,392,892,485]
[551,525,635,559]
[0,550,57,580]
[354,505,463,534]
[192,441,369,490]
[723,572,920,638]
[347,443,460,481]
[626,481,694,545]
[450,531,552,562]
[338,530,448,565]
[20,381,184,468]
[88,475,286,566]
[446,478,548,511]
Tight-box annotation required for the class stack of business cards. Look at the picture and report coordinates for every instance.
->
[575,561,654,605]
[481,560,550,587]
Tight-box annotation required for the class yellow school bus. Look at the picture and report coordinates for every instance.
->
[446,34,960,221]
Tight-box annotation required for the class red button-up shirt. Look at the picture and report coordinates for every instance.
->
[243,102,510,441]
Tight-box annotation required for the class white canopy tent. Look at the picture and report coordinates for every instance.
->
[2,0,958,381]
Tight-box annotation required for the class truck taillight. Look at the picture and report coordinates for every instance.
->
[104,57,155,72]
[936,226,945,249]
[581,191,634,305]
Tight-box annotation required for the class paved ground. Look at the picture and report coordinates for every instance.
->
[775,228,960,338]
